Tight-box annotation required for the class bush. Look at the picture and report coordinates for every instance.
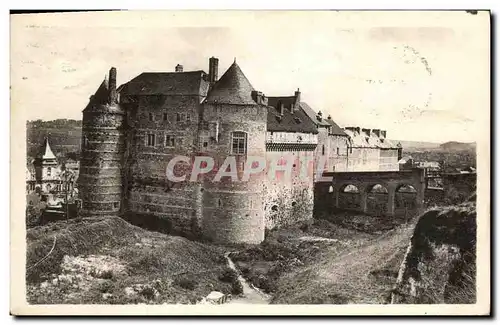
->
[174,277,198,290]
[218,268,238,283]
[97,281,114,293]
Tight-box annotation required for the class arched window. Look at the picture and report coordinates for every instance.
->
[322,145,325,155]
[47,167,52,177]
[218,198,222,207]
[231,131,247,155]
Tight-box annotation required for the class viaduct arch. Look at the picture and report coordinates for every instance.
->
[314,169,426,218]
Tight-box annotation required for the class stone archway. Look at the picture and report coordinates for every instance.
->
[338,184,361,210]
[366,183,389,216]
[395,184,418,218]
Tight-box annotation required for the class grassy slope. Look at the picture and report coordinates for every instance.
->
[26,217,238,304]
[271,223,414,304]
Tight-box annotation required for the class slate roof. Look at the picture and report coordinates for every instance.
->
[300,102,331,127]
[267,97,318,134]
[205,62,258,105]
[324,117,348,136]
[83,79,110,111]
[118,71,210,96]
[343,129,400,149]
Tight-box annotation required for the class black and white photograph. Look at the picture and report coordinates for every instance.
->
[9,9,490,316]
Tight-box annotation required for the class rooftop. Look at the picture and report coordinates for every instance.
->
[118,70,210,96]
[205,61,258,105]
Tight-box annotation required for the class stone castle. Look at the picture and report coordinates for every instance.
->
[78,57,402,244]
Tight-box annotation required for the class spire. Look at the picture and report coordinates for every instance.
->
[234,57,236,64]
[42,137,56,160]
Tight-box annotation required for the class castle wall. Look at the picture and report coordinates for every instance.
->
[264,131,317,229]
[264,149,315,229]
[347,147,380,171]
[200,103,267,244]
[327,135,349,172]
[122,94,204,236]
[379,148,400,171]
[79,105,125,217]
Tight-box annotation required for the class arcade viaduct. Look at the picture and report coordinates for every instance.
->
[314,168,426,219]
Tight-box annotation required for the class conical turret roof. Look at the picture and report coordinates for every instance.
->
[205,61,258,105]
[42,137,56,160]
[83,79,109,111]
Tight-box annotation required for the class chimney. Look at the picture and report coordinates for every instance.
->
[327,115,332,120]
[252,90,265,104]
[175,64,183,72]
[372,129,380,137]
[362,128,371,137]
[316,110,323,121]
[279,102,285,116]
[380,130,387,139]
[294,88,301,111]
[209,57,219,83]
[108,67,117,104]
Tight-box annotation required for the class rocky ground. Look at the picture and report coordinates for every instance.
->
[26,217,242,304]
[26,206,474,305]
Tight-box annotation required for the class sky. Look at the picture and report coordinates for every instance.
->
[10,11,490,143]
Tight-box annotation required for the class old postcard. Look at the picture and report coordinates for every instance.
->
[10,10,490,315]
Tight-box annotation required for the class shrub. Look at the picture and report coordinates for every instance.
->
[174,277,198,290]
[218,268,238,283]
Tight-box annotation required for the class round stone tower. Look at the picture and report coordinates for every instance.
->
[78,67,126,217]
[201,61,268,244]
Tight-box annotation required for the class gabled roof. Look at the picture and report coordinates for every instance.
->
[118,70,210,96]
[324,118,348,136]
[205,62,258,105]
[266,97,318,134]
[300,102,331,127]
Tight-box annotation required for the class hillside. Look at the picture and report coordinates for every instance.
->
[26,217,241,304]
[394,140,441,151]
[439,141,476,152]
[26,119,82,159]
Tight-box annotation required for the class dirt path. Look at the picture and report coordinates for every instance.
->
[225,253,270,304]
[272,224,415,304]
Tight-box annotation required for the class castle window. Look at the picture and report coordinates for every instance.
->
[322,145,325,155]
[291,201,297,207]
[146,133,156,147]
[165,135,175,148]
[176,113,181,122]
[337,147,340,155]
[148,112,155,122]
[217,199,222,207]
[271,205,278,212]
[163,112,169,122]
[200,135,209,150]
[47,167,52,177]
[113,202,120,209]
[231,131,247,155]
[83,136,89,148]
[186,114,191,122]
